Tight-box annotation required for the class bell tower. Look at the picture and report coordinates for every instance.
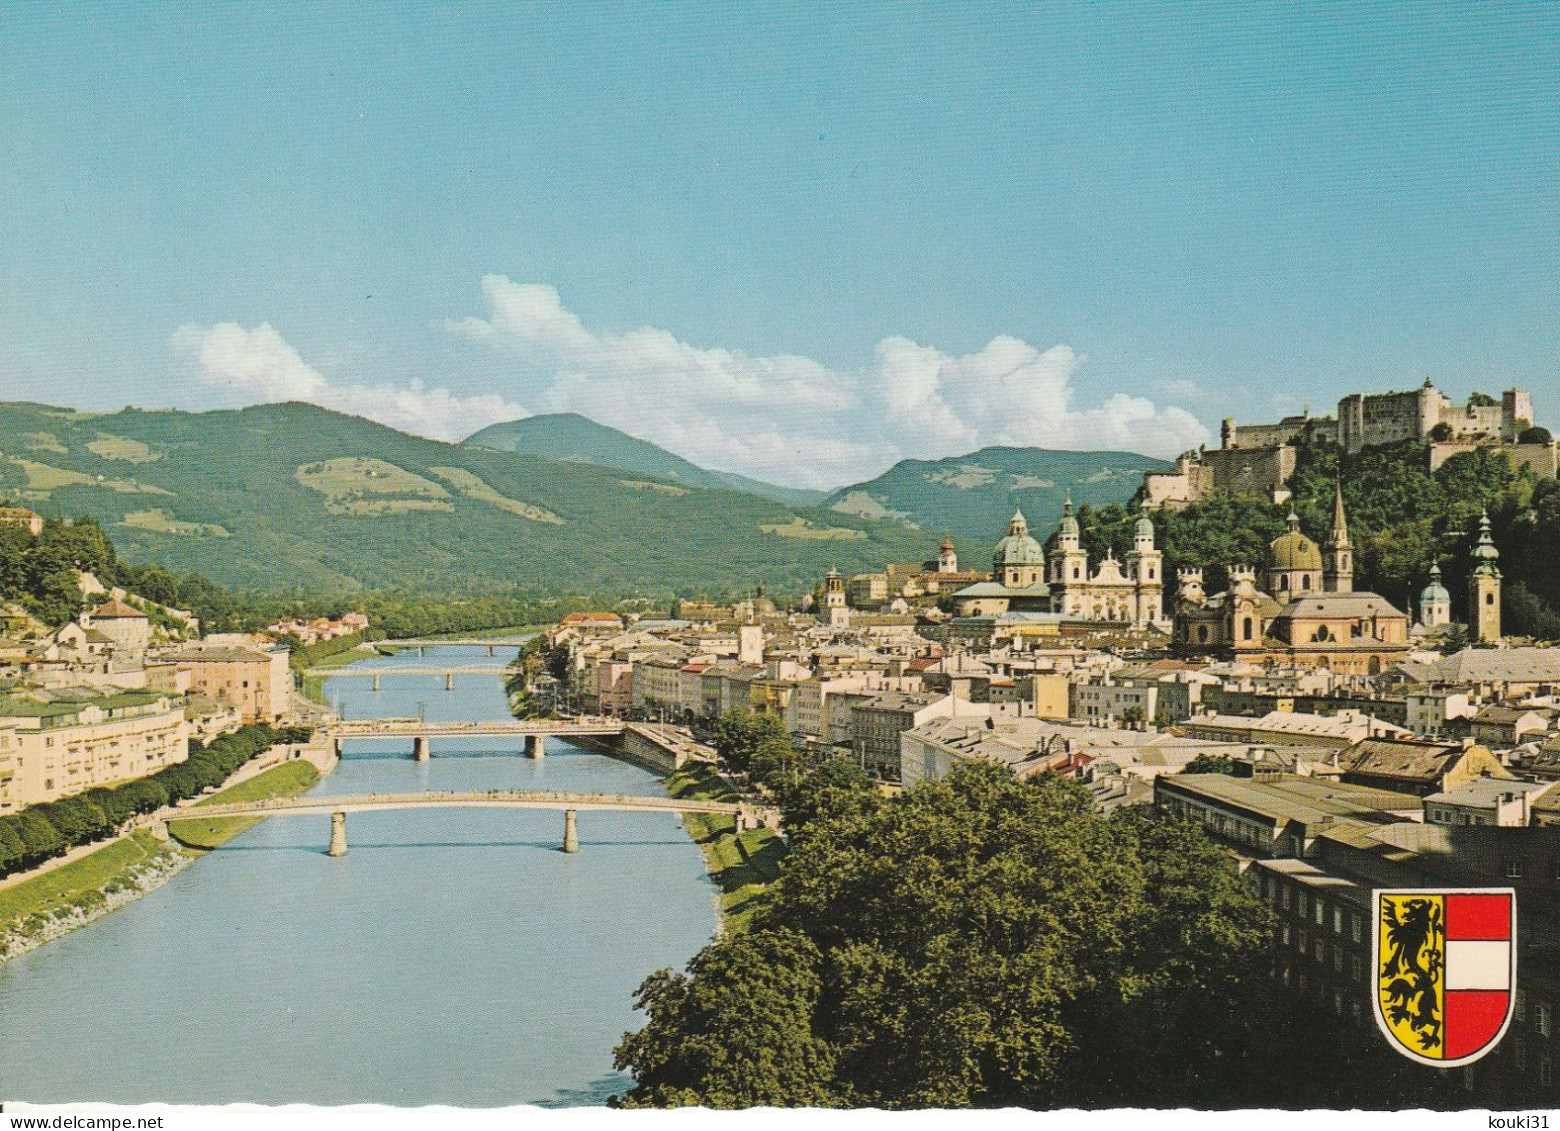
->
[1468,509,1502,644]
[1125,508,1164,628]
[1048,495,1088,589]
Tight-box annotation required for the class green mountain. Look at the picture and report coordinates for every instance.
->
[0,401,921,597]
[464,413,826,506]
[824,447,1169,549]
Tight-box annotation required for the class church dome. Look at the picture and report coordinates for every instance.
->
[1420,563,1450,606]
[1269,513,1322,572]
[1134,513,1155,539]
[993,529,1046,568]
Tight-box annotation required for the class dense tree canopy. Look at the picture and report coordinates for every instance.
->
[616,762,1304,1108]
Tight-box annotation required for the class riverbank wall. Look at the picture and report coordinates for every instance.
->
[544,724,713,777]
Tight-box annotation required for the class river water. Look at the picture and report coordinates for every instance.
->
[0,646,718,1106]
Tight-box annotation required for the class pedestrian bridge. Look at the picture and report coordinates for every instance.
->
[307,666,514,690]
[322,717,625,760]
[305,666,508,678]
[163,789,766,855]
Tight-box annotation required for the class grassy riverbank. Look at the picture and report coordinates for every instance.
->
[664,762,785,933]
[0,832,178,929]
[167,761,322,850]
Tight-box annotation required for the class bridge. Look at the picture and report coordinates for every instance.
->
[163,789,766,855]
[306,666,511,690]
[377,638,531,652]
[321,716,626,760]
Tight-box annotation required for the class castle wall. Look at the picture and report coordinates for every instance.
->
[1226,416,1336,450]
[1201,445,1297,497]
[1142,459,1215,510]
[1427,441,1559,477]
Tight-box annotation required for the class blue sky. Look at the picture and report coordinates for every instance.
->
[2,3,1557,487]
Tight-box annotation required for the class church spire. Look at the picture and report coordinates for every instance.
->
[1324,480,1353,593]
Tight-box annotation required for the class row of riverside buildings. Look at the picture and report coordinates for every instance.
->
[1,517,331,815]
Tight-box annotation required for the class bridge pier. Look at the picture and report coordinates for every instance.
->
[414,736,430,761]
[562,809,579,853]
[333,738,343,758]
[445,672,454,691]
[372,674,381,692]
[525,735,544,759]
[487,645,495,657]
[327,812,347,857]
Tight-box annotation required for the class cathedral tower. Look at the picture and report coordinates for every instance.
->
[1047,495,1088,589]
[1125,508,1165,628]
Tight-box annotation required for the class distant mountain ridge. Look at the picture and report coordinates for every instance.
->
[823,446,1169,546]
[0,401,917,596]
[464,413,826,507]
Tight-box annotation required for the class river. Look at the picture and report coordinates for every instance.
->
[0,645,718,1106]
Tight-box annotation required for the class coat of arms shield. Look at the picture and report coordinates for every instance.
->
[1371,888,1516,1067]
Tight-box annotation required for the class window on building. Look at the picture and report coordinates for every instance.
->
[1282,924,1291,946]
[1298,891,1308,916]
[1541,1056,1553,1089]
[1537,1003,1552,1038]
[1243,617,1254,642]
[1333,907,1343,935]
[1297,930,1308,954]
[1315,938,1325,962]
[1505,860,1524,879]
[1516,990,1526,1022]
[1350,956,1363,982]
[1314,900,1325,927]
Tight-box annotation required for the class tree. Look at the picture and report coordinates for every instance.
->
[1439,623,1471,655]
[0,820,26,875]
[711,710,787,777]
[13,810,63,866]
[779,759,879,841]
[1182,753,1243,776]
[1518,426,1552,445]
[622,761,1287,1108]
[614,928,840,1108]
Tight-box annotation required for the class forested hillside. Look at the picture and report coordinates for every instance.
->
[0,401,924,599]
[1067,440,1560,636]
[465,412,826,506]
[823,447,1167,545]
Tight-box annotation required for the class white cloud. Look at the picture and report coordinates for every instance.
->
[168,282,1210,489]
[171,321,525,442]
[445,275,1209,487]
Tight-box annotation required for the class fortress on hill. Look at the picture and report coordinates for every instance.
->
[1143,380,1554,509]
